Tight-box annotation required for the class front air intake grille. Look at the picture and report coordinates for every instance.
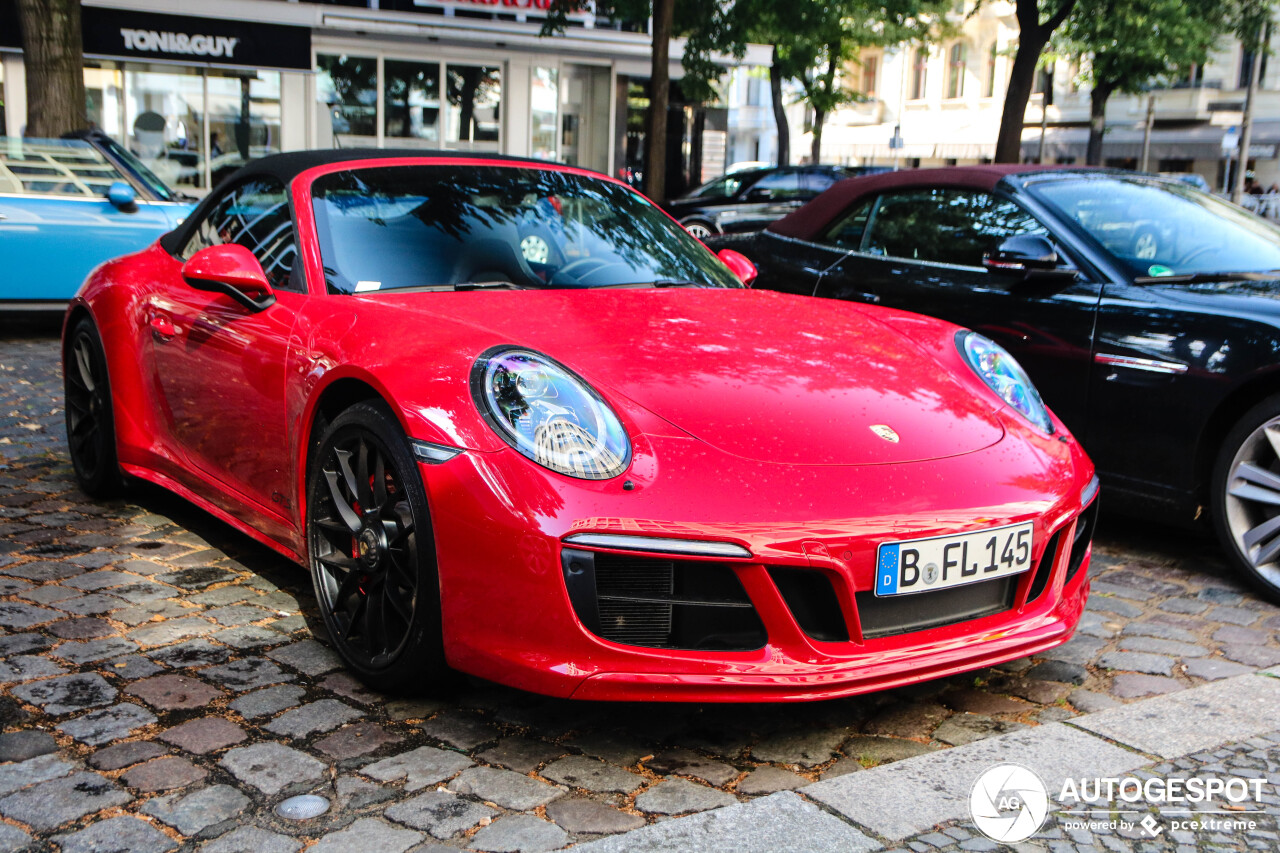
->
[1065,496,1100,584]
[595,556,675,647]
[561,548,766,650]
[855,576,1016,639]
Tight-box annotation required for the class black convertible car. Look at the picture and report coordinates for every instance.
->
[730,165,1280,602]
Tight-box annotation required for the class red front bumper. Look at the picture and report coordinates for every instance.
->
[423,426,1095,702]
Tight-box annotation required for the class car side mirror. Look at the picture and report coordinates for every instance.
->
[718,248,757,286]
[181,244,276,312]
[106,181,137,212]
[983,234,1061,272]
[745,187,774,202]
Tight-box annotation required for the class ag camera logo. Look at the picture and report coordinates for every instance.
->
[969,763,1049,843]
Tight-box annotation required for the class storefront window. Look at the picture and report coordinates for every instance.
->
[561,64,610,174]
[207,69,282,186]
[384,59,440,144]
[531,67,558,161]
[446,64,501,149]
[82,62,280,194]
[317,53,377,146]
[122,65,206,191]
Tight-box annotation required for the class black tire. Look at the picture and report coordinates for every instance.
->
[64,317,125,498]
[306,402,450,693]
[1211,393,1280,605]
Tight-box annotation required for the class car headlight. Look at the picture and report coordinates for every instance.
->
[957,331,1054,434]
[471,347,631,479]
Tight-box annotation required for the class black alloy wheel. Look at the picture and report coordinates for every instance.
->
[1213,392,1280,605]
[307,402,448,692]
[64,318,124,497]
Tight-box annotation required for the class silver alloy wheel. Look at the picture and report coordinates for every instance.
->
[1223,414,1280,590]
[683,221,713,239]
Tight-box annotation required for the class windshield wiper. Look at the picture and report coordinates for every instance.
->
[364,281,526,293]
[591,280,708,289]
[1135,270,1280,284]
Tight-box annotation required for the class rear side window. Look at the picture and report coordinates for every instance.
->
[821,198,877,250]
[803,171,841,194]
[752,170,805,199]
[181,177,298,290]
[863,188,1047,267]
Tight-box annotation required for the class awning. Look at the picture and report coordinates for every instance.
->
[1021,122,1280,161]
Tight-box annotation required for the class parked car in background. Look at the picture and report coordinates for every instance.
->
[1159,171,1211,193]
[733,165,1280,603]
[0,134,195,308]
[64,150,1096,699]
[665,165,890,239]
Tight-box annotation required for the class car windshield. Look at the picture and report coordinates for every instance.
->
[0,137,133,198]
[1030,174,1280,279]
[311,165,743,293]
[89,134,177,202]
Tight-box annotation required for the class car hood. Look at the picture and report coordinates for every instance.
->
[364,288,1005,466]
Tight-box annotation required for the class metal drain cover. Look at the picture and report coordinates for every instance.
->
[275,794,330,820]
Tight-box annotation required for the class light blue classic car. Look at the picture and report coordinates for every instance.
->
[0,133,197,308]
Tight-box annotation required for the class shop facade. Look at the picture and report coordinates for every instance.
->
[1,0,768,196]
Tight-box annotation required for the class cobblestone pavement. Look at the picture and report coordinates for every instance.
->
[890,731,1280,853]
[2,324,1280,851]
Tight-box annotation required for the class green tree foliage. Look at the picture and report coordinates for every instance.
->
[735,0,951,164]
[542,0,740,201]
[1058,0,1227,165]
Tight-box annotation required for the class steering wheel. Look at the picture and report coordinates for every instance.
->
[520,235,551,265]
[550,258,628,286]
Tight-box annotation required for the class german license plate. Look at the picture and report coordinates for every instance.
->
[875,522,1034,597]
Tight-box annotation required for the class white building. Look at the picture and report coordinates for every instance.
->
[783,0,1280,189]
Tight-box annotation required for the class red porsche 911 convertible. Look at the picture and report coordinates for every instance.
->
[63,151,1098,701]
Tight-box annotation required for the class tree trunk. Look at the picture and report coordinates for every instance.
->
[17,0,87,137]
[993,0,1077,164]
[690,107,705,186]
[811,108,826,165]
[770,44,789,166]
[1085,82,1112,166]
[809,47,837,165]
[644,0,675,203]
[994,39,1044,163]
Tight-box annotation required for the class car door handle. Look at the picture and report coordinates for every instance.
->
[150,315,177,341]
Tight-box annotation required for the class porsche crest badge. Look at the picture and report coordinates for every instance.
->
[870,424,900,443]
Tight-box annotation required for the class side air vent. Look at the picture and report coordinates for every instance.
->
[1065,496,1100,584]
[1025,529,1063,605]
[767,567,849,642]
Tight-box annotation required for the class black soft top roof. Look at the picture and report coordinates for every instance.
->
[159,148,564,255]
[222,148,553,184]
